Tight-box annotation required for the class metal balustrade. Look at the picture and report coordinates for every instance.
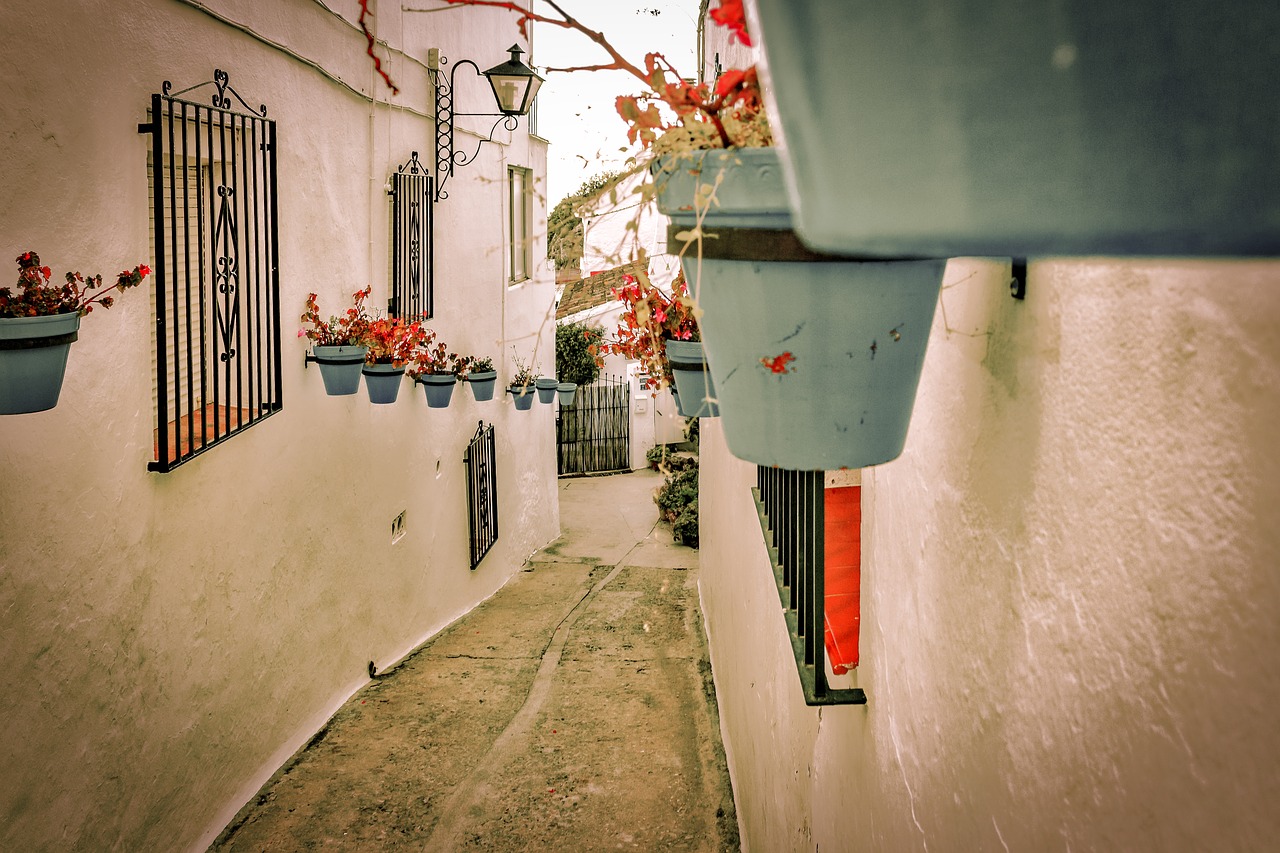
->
[464,421,498,569]
[754,466,867,706]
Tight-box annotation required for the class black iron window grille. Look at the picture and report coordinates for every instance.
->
[139,69,282,473]
[464,420,499,569]
[754,466,867,706]
[389,152,434,319]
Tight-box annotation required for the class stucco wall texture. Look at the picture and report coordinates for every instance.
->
[0,1,558,850]
[700,258,1280,851]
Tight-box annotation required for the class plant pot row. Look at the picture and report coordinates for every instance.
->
[312,348,575,409]
[509,378,576,410]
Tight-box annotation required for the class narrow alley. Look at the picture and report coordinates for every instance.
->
[210,469,738,851]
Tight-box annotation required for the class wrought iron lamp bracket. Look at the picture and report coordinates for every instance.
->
[432,54,520,202]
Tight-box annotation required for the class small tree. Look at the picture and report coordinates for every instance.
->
[548,170,622,272]
[556,321,604,386]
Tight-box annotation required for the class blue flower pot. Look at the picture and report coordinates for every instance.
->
[0,312,80,415]
[656,149,946,470]
[535,377,557,404]
[466,370,498,402]
[747,0,1280,256]
[312,345,368,396]
[664,340,718,418]
[362,363,405,404]
[509,385,536,410]
[556,382,577,407]
[416,373,456,408]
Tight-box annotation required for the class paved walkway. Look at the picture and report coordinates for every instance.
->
[212,469,738,852]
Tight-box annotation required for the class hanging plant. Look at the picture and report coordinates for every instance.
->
[1,250,150,415]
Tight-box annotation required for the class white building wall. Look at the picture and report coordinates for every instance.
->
[699,257,1280,851]
[0,1,557,850]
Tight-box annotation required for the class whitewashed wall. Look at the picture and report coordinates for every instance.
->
[0,1,558,850]
[699,258,1280,851]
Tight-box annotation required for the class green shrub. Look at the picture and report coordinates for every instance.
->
[556,321,604,386]
[684,416,699,445]
[673,500,699,548]
[656,467,698,522]
[645,444,669,470]
[646,444,696,472]
[548,171,622,271]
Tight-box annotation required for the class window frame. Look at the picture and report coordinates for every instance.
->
[508,166,533,284]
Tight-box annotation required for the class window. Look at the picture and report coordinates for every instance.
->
[754,466,867,706]
[464,421,498,569]
[509,166,532,283]
[141,71,283,472]
[389,151,434,319]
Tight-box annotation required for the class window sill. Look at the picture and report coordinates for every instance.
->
[153,403,254,464]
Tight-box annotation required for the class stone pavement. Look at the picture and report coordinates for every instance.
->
[211,468,739,852]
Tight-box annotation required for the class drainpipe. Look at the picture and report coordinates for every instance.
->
[368,0,379,297]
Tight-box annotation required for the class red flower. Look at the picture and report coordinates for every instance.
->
[760,352,796,374]
[709,0,751,46]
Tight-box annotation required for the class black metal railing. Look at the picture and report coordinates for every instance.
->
[389,152,434,319]
[464,420,498,569]
[140,69,282,473]
[754,466,867,706]
[555,374,630,475]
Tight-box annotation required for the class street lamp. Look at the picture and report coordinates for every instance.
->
[432,44,545,200]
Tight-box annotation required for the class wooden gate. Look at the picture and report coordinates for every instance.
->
[556,374,630,475]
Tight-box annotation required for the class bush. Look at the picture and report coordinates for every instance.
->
[684,416,699,445]
[645,444,668,469]
[653,450,698,547]
[673,500,699,548]
[646,444,696,472]
[556,321,604,386]
[656,468,697,521]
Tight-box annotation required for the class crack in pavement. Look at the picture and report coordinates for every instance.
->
[421,554,638,852]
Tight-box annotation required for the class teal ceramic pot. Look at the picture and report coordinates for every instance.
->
[535,377,557,404]
[556,382,577,407]
[312,345,367,396]
[0,312,80,415]
[466,370,498,402]
[664,340,718,418]
[655,148,946,470]
[746,0,1280,256]
[695,255,945,470]
[362,363,405,404]
[509,384,536,410]
[417,373,457,408]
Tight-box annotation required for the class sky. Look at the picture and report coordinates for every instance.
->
[530,0,703,207]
